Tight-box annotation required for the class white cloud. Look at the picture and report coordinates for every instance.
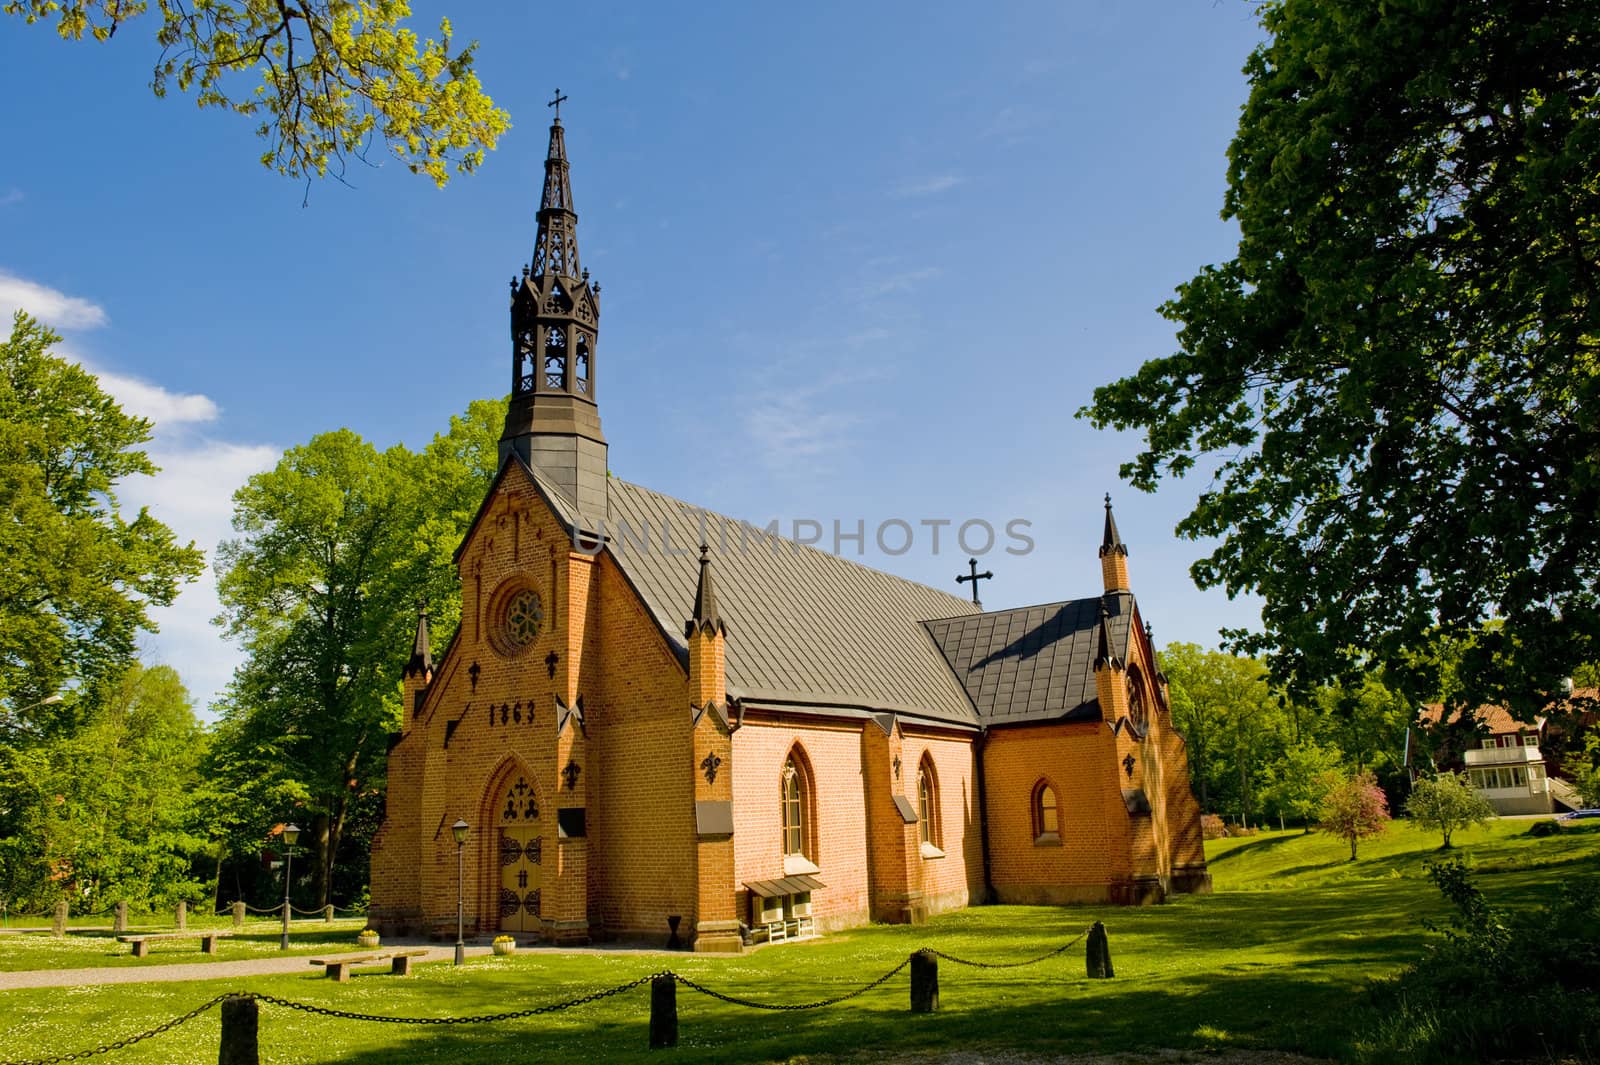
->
[96,369,220,426]
[0,188,22,208]
[891,174,965,198]
[0,270,108,330]
[126,441,281,715]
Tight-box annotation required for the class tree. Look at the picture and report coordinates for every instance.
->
[1566,733,1600,810]
[1161,642,1281,823]
[4,1,509,187]
[1319,769,1391,861]
[1262,739,1341,831]
[211,401,498,905]
[1405,771,1494,849]
[214,429,418,906]
[0,312,203,717]
[0,663,209,909]
[1080,0,1600,718]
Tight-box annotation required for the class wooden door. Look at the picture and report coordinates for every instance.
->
[496,775,543,933]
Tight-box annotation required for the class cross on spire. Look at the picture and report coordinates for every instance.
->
[547,88,568,122]
[956,557,993,607]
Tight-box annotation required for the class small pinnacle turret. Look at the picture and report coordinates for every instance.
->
[1099,494,1131,592]
[687,544,726,638]
[1093,602,1123,672]
[404,604,433,680]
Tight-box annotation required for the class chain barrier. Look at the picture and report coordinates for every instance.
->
[251,976,659,1024]
[0,930,1094,1062]
[673,955,913,1010]
[917,925,1092,969]
[0,993,232,1065]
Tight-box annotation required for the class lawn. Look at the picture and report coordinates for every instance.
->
[0,918,371,971]
[0,819,1594,1064]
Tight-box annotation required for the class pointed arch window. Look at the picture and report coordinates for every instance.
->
[1033,780,1060,844]
[782,756,806,857]
[1127,666,1149,733]
[544,326,567,390]
[917,755,943,856]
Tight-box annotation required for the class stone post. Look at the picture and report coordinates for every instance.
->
[232,901,246,929]
[218,995,260,1065]
[910,951,939,1012]
[324,904,334,923]
[52,900,67,937]
[648,974,678,1049]
[175,900,187,931]
[113,901,128,934]
[1086,920,1114,979]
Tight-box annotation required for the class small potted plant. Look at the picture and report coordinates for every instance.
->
[492,934,516,956]
[357,927,381,950]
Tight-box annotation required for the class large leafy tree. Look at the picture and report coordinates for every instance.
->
[1083,1,1600,716]
[1160,642,1282,821]
[0,312,203,717]
[4,0,509,187]
[212,401,499,905]
[215,429,419,906]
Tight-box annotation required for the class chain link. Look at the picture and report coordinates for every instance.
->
[250,974,658,1024]
[0,993,232,1065]
[917,925,1091,969]
[672,955,913,1010]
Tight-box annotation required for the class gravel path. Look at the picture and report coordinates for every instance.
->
[0,944,494,990]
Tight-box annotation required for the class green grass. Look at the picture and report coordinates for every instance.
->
[0,819,1595,1065]
[0,918,371,971]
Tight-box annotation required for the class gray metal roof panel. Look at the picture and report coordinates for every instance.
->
[923,592,1136,726]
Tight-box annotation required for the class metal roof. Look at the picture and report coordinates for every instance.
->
[923,593,1136,726]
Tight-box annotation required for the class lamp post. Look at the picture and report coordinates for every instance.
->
[451,819,469,965]
[279,823,300,950]
[1,693,62,737]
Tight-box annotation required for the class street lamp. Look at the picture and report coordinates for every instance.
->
[451,819,469,965]
[1,693,63,736]
[279,823,300,950]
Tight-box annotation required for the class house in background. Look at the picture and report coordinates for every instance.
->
[1418,696,1595,815]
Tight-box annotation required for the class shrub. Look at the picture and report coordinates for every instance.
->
[1319,770,1390,860]
[1358,858,1600,1063]
[1527,819,1562,838]
[1405,772,1494,849]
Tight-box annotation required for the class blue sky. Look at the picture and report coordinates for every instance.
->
[0,2,1269,713]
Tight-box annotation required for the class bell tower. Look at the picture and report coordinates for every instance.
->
[500,91,608,516]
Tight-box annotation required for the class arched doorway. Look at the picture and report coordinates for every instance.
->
[496,773,544,933]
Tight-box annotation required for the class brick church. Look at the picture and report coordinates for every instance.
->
[369,111,1210,952]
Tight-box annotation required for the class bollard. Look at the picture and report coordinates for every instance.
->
[648,974,678,1049]
[176,900,187,931]
[218,995,260,1065]
[324,904,334,923]
[52,900,68,937]
[910,950,939,1013]
[114,901,128,934]
[1086,921,1114,979]
[232,901,246,929]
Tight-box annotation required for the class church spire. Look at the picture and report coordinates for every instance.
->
[500,92,609,517]
[1099,494,1130,592]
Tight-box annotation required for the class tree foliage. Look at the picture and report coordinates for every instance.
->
[211,401,498,905]
[1319,769,1391,861]
[1565,732,1600,809]
[1405,771,1494,848]
[0,664,208,910]
[0,312,203,714]
[4,0,510,187]
[1082,0,1600,716]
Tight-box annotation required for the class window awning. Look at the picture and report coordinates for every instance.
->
[743,874,825,898]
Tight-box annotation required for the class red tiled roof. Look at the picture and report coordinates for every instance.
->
[1419,688,1598,734]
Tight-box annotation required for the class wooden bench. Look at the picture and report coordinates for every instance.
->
[117,931,233,958]
[308,949,430,982]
